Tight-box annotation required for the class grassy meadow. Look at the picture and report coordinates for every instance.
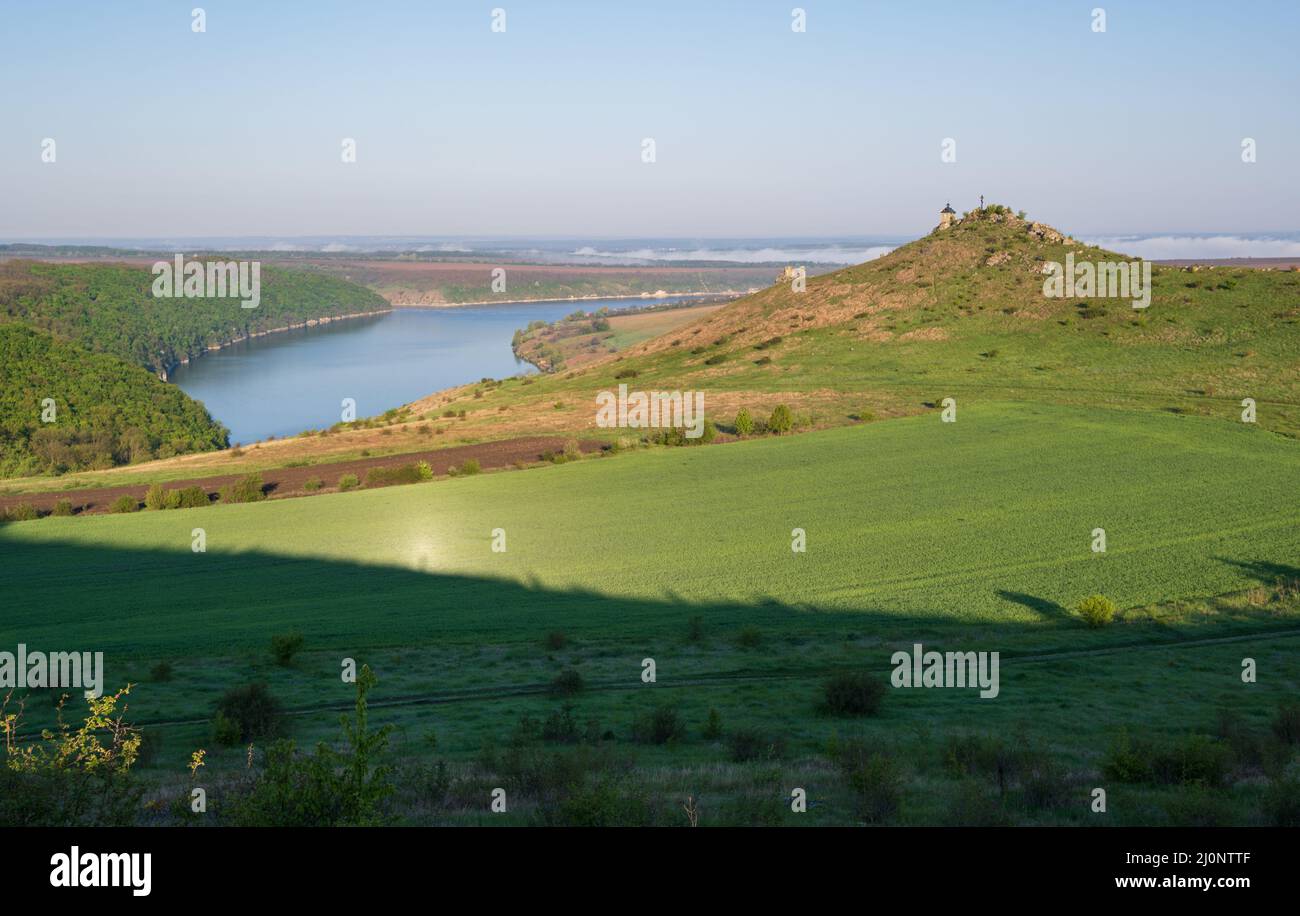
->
[4,400,1298,825]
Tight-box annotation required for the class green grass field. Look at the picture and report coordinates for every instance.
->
[4,401,1298,824]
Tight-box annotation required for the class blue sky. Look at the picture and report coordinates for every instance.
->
[2,0,1296,239]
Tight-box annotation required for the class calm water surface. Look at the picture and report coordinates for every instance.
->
[171,297,681,443]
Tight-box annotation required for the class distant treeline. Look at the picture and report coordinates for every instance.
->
[0,259,389,476]
[0,259,389,376]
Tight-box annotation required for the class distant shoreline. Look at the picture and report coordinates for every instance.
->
[391,290,751,309]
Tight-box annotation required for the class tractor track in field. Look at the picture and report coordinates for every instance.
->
[131,624,1300,729]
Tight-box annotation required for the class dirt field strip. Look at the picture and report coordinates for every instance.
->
[0,436,603,516]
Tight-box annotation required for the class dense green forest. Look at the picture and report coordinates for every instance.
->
[0,259,389,476]
[0,259,389,376]
[0,324,229,476]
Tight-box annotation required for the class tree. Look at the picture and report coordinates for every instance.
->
[768,404,794,434]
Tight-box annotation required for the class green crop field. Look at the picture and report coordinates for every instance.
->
[4,401,1298,825]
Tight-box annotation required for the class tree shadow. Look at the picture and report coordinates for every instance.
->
[1214,557,1300,583]
[994,589,1069,621]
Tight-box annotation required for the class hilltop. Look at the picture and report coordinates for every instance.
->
[407,205,1300,440]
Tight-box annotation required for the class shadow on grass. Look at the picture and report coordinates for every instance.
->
[0,529,1294,666]
[994,590,1070,622]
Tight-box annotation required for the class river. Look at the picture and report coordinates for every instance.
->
[170,297,685,444]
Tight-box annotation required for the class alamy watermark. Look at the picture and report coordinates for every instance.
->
[596,383,705,438]
[151,254,261,309]
[0,644,104,698]
[890,643,999,699]
[1042,252,1150,309]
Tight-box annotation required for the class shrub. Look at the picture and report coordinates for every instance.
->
[270,631,305,667]
[174,486,209,508]
[150,661,173,682]
[303,477,324,492]
[613,368,638,379]
[144,484,167,511]
[51,499,73,517]
[686,615,704,643]
[837,743,904,823]
[1076,594,1117,627]
[549,668,585,698]
[162,488,182,509]
[735,626,762,648]
[1263,778,1300,826]
[632,705,685,745]
[754,336,783,350]
[1102,731,1232,787]
[458,459,481,476]
[768,404,794,434]
[1163,786,1236,827]
[225,666,393,826]
[212,709,241,746]
[109,495,138,514]
[703,354,725,365]
[543,630,567,651]
[3,502,39,522]
[365,463,427,487]
[338,473,359,491]
[823,671,885,717]
[417,460,433,480]
[1272,702,1300,744]
[733,408,754,436]
[702,708,723,739]
[728,729,785,763]
[219,472,266,504]
[1100,729,1152,783]
[214,683,283,744]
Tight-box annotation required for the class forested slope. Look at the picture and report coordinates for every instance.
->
[0,259,389,376]
[0,324,228,476]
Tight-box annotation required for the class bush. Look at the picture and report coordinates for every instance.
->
[174,486,209,508]
[214,683,283,745]
[686,616,704,643]
[150,661,173,682]
[144,483,167,510]
[702,708,723,739]
[549,668,584,698]
[543,631,567,651]
[460,459,481,476]
[225,666,393,826]
[632,705,685,745]
[768,404,794,434]
[338,474,359,491]
[3,502,39,522]
[734,408,754,436]
[365,463,427,487]
[735,626,762,648]
[1076,594,1116,628]
[1102,730,1232,787]
[823,671,885,717]
[727,729,785,763]
[270,631,305,667]
[109,495,138,514]
[837,743,904,824]
[212,710,242,746]
[303,477,324,492]
[219,472,266,504]
[51,499,73,517]
[1272,702,1300,744]
[1263,778,1300,826]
